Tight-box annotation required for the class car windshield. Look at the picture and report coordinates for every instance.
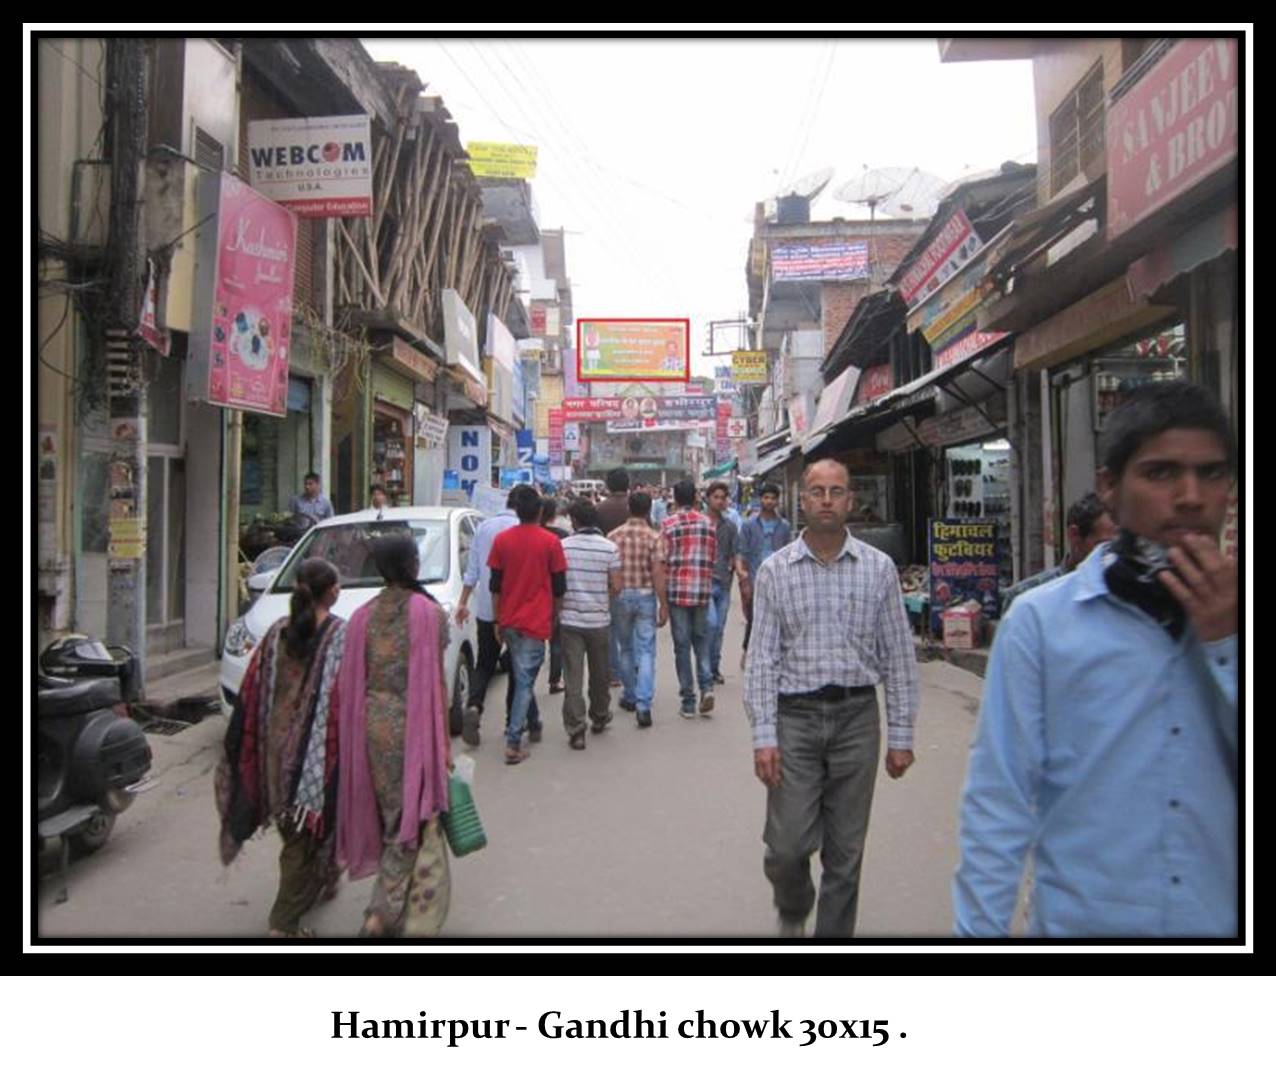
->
[272,519,450,591]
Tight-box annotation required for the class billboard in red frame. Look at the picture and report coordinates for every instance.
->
[576,319,690,381]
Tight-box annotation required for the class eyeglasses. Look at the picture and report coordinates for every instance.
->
[803,487,849,501]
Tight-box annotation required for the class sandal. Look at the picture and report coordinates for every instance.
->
[267,927,315,938]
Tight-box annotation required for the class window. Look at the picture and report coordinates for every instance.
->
[457,515,475,577]
[1049,62,1105,195]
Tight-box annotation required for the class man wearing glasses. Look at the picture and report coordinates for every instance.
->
[744,459,920,937]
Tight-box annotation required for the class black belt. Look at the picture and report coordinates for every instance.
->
[779,684,875,703]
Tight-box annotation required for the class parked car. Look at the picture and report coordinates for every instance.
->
[219,507,481,736]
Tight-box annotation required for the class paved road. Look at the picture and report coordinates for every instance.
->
[35,588,985,939]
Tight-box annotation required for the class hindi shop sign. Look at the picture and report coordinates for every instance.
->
[898,209,983,310]
[771,241,870,283]
[247,115,372,218]
[577,319,690,381]
[466,142,538,179]
[548,408,565,465]
[857,363,894,404]
[929,519,1001,632]
[1107,38,1239,241]
[189,172,297,416]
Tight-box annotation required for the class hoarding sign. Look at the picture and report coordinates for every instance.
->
[530,304,547,336]
[247,115,373,218]
[548,407,565,465]
[898,209,983,309]
[714,365,736,395]
[562,397,624,420]
[857,363,894,403]
[732,350,768,384]
[771,241,870,282]
[446,425,492,501]
[934,330,1010,371]
[515,429,536,466]
[929,519,1000,632]
[605,394,718,432]
[576,319,690,381]
[442,289,483,385]
[189,171,297,415]
[486,313,517,371]
[466,142,538,179]
[1107,38,1238,241]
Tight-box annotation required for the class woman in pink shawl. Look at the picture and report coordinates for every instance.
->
[334,531,453,937]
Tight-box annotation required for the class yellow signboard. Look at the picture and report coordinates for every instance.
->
[732,350,768,384]
[466,142,539,179]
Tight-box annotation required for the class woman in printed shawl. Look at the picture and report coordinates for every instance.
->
[334,531,453,937]
[215,558,346,937]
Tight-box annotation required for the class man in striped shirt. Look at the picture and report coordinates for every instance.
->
[744,459,920,937]
[661,478,717,718]
[559,499,623,750]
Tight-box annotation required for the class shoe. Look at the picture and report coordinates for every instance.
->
[590,713,613,734]
[679,706,697,720]
[777,915,806,938]
[569,732,586,751]
[549,682,565,695]
[462,705,481,747]
[636,709,652,728]
[504,743,529,765]
[699,693,715,715]
[619,699,637,713]
[713,672,726,686]
[529,726,543,744]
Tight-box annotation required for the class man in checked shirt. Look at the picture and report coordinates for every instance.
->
[744,459,920,937]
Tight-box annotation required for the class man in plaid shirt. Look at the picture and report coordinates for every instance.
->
[661,478,717,718]
[610,491,669,727]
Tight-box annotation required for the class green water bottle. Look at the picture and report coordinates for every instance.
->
[441,772,487,857]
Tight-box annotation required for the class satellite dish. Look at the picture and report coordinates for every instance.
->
[777,166,835,202]
[834,166,948,221]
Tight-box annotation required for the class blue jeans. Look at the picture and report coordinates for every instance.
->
[669,603,712,710]
[504,628,545,748]
[613,590,658,712]
[608,596,622,681]
[707,579,731,676]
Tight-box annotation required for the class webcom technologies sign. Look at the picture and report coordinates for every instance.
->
[248,115,373,218]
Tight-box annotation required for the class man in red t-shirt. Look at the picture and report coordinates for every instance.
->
[489,484,569,764]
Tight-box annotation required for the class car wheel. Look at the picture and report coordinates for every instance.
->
[67,813,115,859]
[449,649,472,737]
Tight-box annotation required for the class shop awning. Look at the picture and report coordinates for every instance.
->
[1127,203,1238,301]
[748,443,799,478]
[703,458,737,479]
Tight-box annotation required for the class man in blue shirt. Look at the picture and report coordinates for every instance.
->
[954,381,1238,937]
[288,472,334,523]
[738,482,793,661]
[1000,492,1116,614]
[455,485,542,748]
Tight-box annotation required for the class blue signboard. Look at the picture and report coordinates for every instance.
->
[929,519,1000,632]
[515,429,535,466]
[442,470,461,491]
[500,467,534,489]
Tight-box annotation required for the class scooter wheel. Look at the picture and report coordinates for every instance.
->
[68,813,115,859]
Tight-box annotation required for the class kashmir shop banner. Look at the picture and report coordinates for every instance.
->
[576,320,690,381]
[190,172,297,416]
[929,519,1000,633]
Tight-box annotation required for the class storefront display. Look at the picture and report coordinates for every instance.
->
[945,439,1012,591]
[373,404,411,505]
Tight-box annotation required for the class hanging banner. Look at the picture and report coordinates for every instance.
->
[247,115,373,218]
[577,319,690,381]
[446,425,492,501]
[189,171,298,416]
[466,142,539,179]
[548,407,565,465]
[605,394,718,432]
[771,240,870,282]
[137,257,171,356]
[929,519,1001,632]
[732,350,768,384]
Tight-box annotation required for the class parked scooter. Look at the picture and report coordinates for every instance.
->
[37,637,153,901]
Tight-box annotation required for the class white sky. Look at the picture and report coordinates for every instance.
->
[361,36,1038,378]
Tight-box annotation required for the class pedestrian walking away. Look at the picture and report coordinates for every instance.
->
[454,486,543,747]
[595,467,632,688]
[745,459,919,938]
[954,381,1238,938]
[488,485,569,764]
[215,558,347,938]
[541,495,569,695]
[738,481,793,663]
[558,499,623,750]
[610,491,669,728]
[705,480,748,685]
[661,478,717,718]
[333,533,453,938]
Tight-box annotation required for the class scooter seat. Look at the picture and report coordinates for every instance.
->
[38,677,121,718]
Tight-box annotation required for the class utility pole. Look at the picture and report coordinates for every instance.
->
[103,38,150,686]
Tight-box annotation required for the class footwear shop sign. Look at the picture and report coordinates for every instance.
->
[188,172,297,416]
[248,115,373,218]
[930,519,1001,632]
[1107,38,1238,241]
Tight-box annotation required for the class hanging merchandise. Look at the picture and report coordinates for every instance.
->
[373,408,410,504]
[945,439,1013,593]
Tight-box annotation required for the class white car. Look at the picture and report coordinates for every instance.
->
[219,506,482,736]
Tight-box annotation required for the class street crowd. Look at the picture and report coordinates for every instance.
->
[215,381,1238,943]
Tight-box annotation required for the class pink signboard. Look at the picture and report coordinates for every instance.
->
[857,363,894,403]
[898,209,982,309]
[548,407,565,465]
[934,330,1009,371]
[1107,38,1239,241]
[194,173,298,415]
[562,397,624,419]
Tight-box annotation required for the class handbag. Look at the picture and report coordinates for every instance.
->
[440,771,487,856]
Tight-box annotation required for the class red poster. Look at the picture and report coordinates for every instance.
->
[1107,38,1238,241]
[859,363,894,402]
[206,175,298,415]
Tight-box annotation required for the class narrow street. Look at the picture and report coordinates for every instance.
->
[36,589,984,940]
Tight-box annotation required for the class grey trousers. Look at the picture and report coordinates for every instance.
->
[763,689,881,937]
[560,624,613,737]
